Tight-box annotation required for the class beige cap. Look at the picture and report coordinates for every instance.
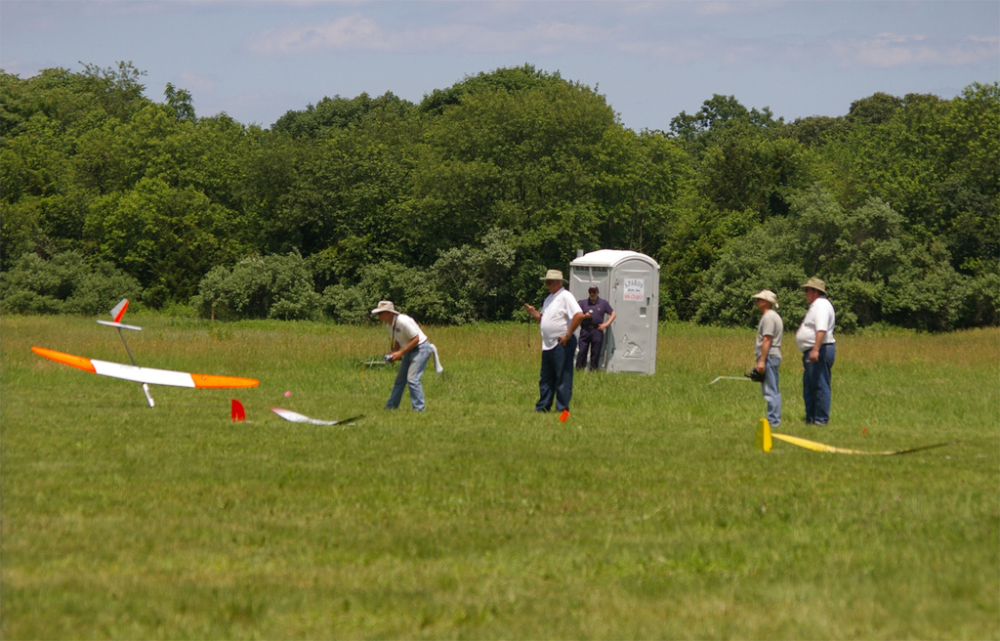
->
[370,300,399,315]
[800,277,827,295]
[752,290,779,309]
[540,269,568,283]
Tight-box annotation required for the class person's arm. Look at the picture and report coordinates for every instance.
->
[523,303,541,322]
[559,312,585,346]
[389,335,420,361]
[809,330,825,362]
[757,335,772,373]
[599,309,616,331]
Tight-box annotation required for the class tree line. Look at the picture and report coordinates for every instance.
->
[1,62,997,330]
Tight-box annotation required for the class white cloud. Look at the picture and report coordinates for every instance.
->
[0,59,46,78]
[246,14,393,54]
[245,12,606,56]
[172,70,219,96]
[832,33,1000,68]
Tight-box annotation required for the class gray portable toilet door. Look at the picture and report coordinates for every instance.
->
[612,262,653,372]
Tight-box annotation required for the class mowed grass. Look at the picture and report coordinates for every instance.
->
[1,315,997,640]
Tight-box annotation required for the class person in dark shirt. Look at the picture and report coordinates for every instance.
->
[576,286,616,371]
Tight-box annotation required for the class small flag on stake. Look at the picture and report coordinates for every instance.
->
[231,399,246,422]
[756,418,773,452]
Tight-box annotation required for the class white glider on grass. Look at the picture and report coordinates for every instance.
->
[32,299,258,407]
[271,407,363,426]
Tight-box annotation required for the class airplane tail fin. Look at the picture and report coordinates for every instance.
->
[110,298,130,323]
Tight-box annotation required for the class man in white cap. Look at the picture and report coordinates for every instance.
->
[523,269,584,415]
[371,300,436,411]
[795,277,836,426]
[752,290,783,427]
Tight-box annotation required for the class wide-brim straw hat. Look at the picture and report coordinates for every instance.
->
[800,277,827,295]
[370,300,399,315]
[752,289,779,309]
[540,269,568,283]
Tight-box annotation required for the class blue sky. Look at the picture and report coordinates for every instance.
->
[2,1,997,131]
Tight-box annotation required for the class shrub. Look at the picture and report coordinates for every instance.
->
[321,261,449,325]
[322,229,520,325]
[0,251,142,315]
[692,188,973,331]
[191,252,321,320]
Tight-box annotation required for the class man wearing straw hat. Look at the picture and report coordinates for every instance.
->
[795,278,836,426]
[371,300,441,411]
[523,269,585,414]
[752,290,783,428]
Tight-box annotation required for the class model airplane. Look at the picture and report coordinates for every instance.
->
[32,299,259,407]
[770,431,954,456]
[271,407,363,426]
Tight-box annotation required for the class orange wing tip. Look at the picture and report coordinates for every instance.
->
[32,346,97,373]
[191,373,259,389]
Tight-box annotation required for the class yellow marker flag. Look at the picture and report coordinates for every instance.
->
[756,418,772,452]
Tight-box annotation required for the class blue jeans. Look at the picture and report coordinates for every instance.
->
[761,355,782,427]
[802,343,835,424]
[536,335,577,412]
[386,341,432,411]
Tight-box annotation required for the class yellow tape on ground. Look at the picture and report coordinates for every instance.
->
[770,432,954,456]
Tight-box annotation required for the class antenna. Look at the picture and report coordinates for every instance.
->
[97,299,155,407]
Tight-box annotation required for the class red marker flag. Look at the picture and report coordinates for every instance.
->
[231,399,246,422]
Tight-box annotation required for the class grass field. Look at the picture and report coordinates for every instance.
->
[1,315,998,639]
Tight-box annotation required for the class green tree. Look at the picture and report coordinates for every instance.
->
[272,91,414,138]
[85,177,240,306]
[163,82,196,122]
[692,188,971,331]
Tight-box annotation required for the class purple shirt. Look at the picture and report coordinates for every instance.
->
[579,297,613,329]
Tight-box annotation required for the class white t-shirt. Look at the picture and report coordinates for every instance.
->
[795,297,836,352]
[539,288,583,351]
[389,313,427,349]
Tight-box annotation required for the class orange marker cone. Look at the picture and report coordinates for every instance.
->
[559,409,570,423]
[231,399,246,422]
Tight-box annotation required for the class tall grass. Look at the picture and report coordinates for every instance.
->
[2,316,997,639]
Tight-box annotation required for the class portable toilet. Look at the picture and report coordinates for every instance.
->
[569,249,659,375]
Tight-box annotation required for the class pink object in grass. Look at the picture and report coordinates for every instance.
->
[285,390,291,397]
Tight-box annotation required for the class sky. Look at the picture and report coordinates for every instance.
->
[2,1,998,132]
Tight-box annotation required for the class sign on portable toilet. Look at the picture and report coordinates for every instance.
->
[569,249,659,375]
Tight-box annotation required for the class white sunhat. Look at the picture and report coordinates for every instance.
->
[752,289,779,309]
[800,277,827,295]
[540,269,568,283]
[370,300,399,315]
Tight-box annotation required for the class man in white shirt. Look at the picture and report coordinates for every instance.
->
[372,300,434,411]
[524,269,584,415]
[795,277,836,426]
